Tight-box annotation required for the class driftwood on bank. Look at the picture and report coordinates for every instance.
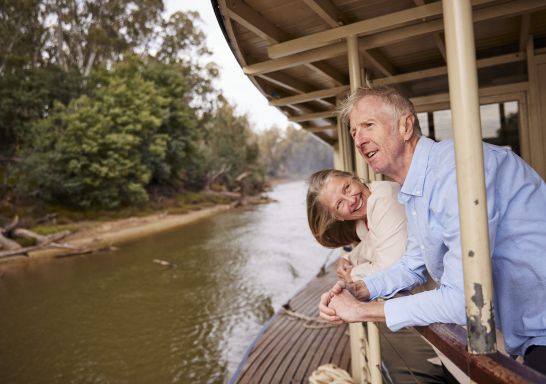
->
[0,214,73,259]
[0,232,22,250]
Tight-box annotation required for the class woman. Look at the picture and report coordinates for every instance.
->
[306,169,407,282]
[307,169,448,384]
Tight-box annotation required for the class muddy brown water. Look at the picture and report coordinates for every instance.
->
[0,181,332,383]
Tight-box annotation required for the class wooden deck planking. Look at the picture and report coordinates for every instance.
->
[234,263,351,384]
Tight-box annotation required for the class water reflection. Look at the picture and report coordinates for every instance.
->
[0,181,330,383]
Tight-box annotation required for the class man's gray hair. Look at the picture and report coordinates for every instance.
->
[338,86,421,136]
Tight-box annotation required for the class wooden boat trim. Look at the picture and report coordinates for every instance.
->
[415,323,546,383]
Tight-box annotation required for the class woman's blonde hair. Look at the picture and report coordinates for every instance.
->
[306,169,362,248]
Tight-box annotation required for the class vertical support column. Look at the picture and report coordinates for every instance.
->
[336,96,353,172]
[347,34,382,384]
[332,142,344,171]
[526,36,546,178]
[367,322,382,384]
[348,35,368,181]
[442,0,496,354]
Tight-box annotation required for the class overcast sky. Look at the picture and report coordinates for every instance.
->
[165,1,289,131]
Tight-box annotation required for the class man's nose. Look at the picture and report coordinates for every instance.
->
[353,127,369,148]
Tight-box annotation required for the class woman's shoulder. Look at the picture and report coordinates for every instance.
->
[369,181,401,198]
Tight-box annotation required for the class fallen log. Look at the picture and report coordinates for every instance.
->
[12,228,48,244]
[0,232,22,250]
[2,215,19,235]
[0,230,71,259]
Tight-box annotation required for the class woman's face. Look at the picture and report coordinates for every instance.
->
[318,176,371,221]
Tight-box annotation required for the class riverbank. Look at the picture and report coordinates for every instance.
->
[0,189,277,271]
[0,204,233,271]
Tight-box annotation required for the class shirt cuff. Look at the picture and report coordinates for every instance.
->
[363,274,381,300]
[384,297,413,332]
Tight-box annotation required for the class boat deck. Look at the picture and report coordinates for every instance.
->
[232,263,351,384]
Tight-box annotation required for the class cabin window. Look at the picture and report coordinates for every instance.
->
[416,102,520,155]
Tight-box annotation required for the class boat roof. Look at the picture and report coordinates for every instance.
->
[211,0,546,144]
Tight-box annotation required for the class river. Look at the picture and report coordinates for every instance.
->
[0,181,332,383]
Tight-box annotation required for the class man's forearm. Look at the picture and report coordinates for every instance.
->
[356,301,385,322]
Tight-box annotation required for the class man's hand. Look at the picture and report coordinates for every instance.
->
[328,290,364,323]
[328,290,385,323]
[336,258,353,282]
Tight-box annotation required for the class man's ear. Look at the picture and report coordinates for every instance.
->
[398,113,415,141]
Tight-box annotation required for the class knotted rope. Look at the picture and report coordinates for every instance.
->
[308,364,354,384]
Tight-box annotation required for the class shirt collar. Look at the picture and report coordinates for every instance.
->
[399,136,434,202]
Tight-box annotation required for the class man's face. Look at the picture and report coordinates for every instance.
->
[349,96,406,178]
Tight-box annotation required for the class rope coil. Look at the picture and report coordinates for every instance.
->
[308,364,355,384]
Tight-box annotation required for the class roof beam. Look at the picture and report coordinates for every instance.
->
[247,0,546,76]
[225,0,345,86]
[268,0,493,59]
[245,43,347,75]
[301,0,344,28]
[304,0,392,82]
[258,73,336,109]
[269,85,349,106]
[288,110,337,123]
[225,0,289,44]
[258,72,313,94]
[374,52,525,86]
[303,125,337,132]
[519,14,530,53]
[414,0,447,62]
[307,61,348,85]
[362,49,396,77]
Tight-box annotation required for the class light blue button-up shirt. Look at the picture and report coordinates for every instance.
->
[363,136,546,356]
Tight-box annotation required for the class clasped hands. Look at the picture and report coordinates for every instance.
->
[318,279,370,324]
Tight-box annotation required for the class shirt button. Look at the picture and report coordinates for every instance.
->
[412,210,417,216]
[420,245,425,250]
[415,190,420,194]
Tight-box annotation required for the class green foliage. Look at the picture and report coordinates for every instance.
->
[203,102,265,194]
[0,3,295,212]
[139,59,206,187]
[0,66,83,153]
[19,59,166,208]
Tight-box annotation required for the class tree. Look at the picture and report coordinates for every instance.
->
[203,102,264,193]
[138,58,207,188]
[258,125,333,178]
[19,59,166,208]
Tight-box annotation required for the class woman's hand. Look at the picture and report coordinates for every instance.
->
[318,291,343,324]
[345,280,370,301]
[336,258,353,282]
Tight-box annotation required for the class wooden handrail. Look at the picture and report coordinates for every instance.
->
[414,324,546,384]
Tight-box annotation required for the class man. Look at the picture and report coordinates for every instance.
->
[319,86,546,373]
